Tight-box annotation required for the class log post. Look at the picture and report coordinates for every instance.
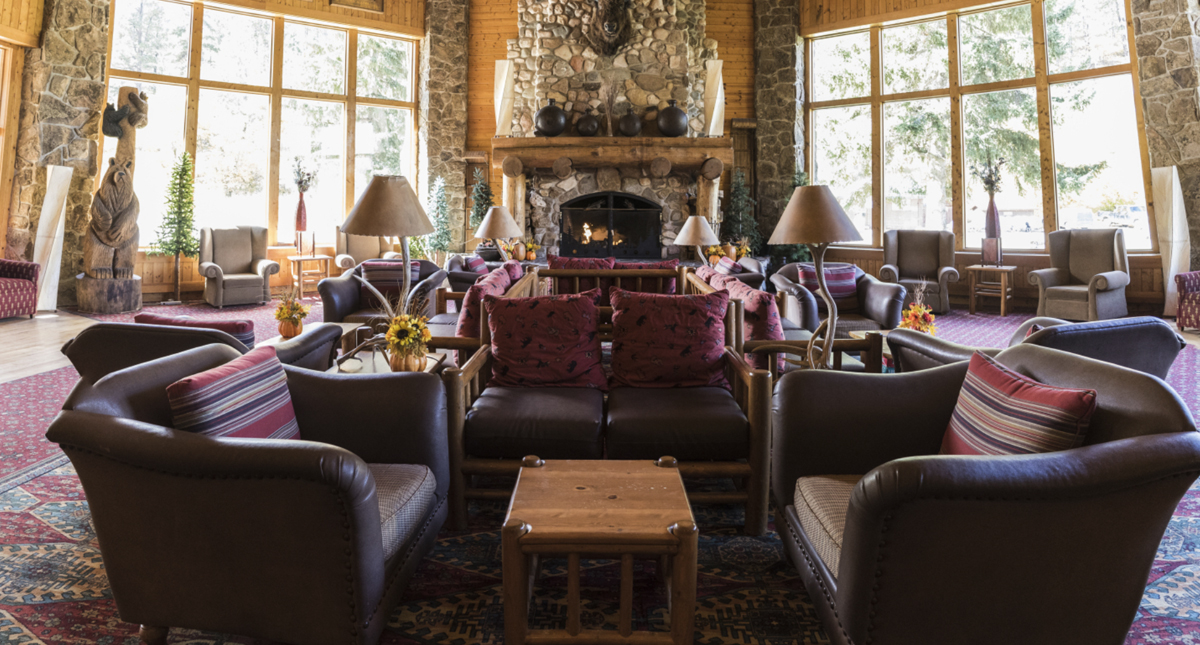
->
[502,173,527,233]
[696,175,720,225]
[501,155,524,178]
[650,156,672,178]
[552,156,574,179]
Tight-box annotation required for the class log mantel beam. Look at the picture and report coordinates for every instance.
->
[491,136,735,173]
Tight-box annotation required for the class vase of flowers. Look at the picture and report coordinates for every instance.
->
[898,280,937,335]
[525,241,541,261]
[385,313,431,372]
[293,157,317,251]
[971,154,1005,266]
[736,238,752,259]
[705,245,724,266]
[275,288,310,338]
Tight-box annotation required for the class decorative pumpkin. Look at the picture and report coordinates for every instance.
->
[389,352,428,372]
[514,242,526,261]
[708,254,722,266]
[526,251,537,261]
[278,320,302,339]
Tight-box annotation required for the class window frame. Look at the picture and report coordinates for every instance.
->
[803,0,1154,252]
[101,0,421,247]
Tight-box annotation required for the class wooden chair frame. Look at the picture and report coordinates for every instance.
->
[538,266,689,296]
[425,268,542,361]
[441,301,774,535]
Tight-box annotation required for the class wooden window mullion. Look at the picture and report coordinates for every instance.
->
[870,25,882,248]
[267,16,285,246]
[1030,0,1058,250]
[948,15,964,251]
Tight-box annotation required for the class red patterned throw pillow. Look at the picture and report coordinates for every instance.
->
[134,313,256,348]
[501,260,524,282]
[166,346,300,440]
[715,256,743,275]
[466,256,488,274]
[941,352,1097,456]
[484,288,606,389]
[613,259,679,294]
[695,265,718,284]
[456,268,511,338]
[800,262,859,312]
[548,255,616,294]
[725,280,785,370]
[360,259,422,309]
[609,288,730,389]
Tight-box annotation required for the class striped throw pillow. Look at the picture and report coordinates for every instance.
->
[714,256,743,275]
[166,346,300,440]
[360,259,421,308]
[800,262,859,312]
[466,256,488,274]
[941,352,1097,456]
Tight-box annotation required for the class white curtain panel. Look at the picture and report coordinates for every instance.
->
[1152,166,1192,317]
[32,165,73,312]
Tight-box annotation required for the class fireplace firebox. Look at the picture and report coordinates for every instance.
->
[559,192,662,259]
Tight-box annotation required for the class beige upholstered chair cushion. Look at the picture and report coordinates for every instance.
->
[367,463,437,561]
[895,230,939,279]
[1046,285,1090,301]
[211,228,253,274]
[1067,231,1117,285]
[794,475,861,578]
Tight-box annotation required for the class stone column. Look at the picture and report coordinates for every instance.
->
[753,0,803,234]
[5,0,109,306]
[420,0,469,251]
[1133,0,1200,268]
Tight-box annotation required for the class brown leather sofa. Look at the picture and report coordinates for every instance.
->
[319,259,447,326]
[445,254,487,292]
[887,315,1186,379]
[880,229,958,314]
[727,256,767,290]
[772,344,1200,645]
[47,344,449,645]
[61,321,343,394]
[771,263,906,337]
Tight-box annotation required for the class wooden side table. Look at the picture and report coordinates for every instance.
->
[288,254,332,299]
[967,264,1018,316]
[503,458,698,645]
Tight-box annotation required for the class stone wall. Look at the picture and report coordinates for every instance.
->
[1133,0,1200,268]
[5,0,109,306]
[752,0,802,235]
[419,0,469,250]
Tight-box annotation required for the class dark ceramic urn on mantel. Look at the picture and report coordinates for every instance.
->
[657,100,688,138]
[535,99,567,137]
[618,107,642,137]
[576,109,600,137]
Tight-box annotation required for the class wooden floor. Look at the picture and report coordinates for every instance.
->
[0,311,96,384]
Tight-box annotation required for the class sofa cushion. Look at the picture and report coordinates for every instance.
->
[715,256,743,275]
[1067,230,1117,285]
[501,260,524,282]
[134,313,256,348]
[345,233,386,264]
[222,273,264,289]
[613,259,678,294]
[800,263,859,312]
[211,228,253,274]
[367,463,437,561]
[609,288,730,389]
[484,289,606,389]
[166,346,300,440]
[548,255,615,294]
[1046,285,1090,301]
[726,280,785,370]
[695,265,718,284]
[709,274,740,292]
[605,387,748,460]
[942,352,1098,455]
[360,259,422,309]
[456,269,511,338]
[465,387,605,459]
[793,475,860,578]
[466,256,488,274]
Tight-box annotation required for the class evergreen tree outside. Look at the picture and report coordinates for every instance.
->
[470,167,494,230]
[428,176,454,257]
[150,152,200,303]
[723,170,760,251]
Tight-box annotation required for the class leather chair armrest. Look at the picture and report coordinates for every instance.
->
[938,265,960,284]
[887,328,995,372]
[283,367,450,500]
[770,361,971,508]
[879,263,899,283]
[199,262,224,280]
[272,323,342,370]
[771,273,820,332]
[1028,267,1068,289]
[254,258,280,278]
[317,271,363,324]
[1091,270,1130,292]
[858,273,907,329]
[335,254,356,271]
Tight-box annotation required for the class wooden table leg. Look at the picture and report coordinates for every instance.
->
[669,521,698,645]
[969,270,977,315]
[999,272,1008,317]
[503,520,530,645]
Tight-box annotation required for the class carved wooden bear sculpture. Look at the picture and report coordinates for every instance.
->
[83,158,139,279]
[583,0,632,56]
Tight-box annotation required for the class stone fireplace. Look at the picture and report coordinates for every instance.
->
[559,191,663,259]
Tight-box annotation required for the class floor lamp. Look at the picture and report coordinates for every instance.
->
[674,215,719,263]
[475,206,523,261]
[768,186,862,369]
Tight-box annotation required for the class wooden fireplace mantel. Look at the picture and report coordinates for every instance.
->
[490,136,734,175]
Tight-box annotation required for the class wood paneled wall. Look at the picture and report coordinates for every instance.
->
[467,0,519,185]
[135,245,344,301]
[800,0,993,35]
[0,0,42,48]
[216,0,423,35]
[706,0,755,131]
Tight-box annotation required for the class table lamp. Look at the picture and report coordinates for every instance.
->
[768,185,862,369]
[674,214,720,262]
[341,175,433,314]
[475,206,524,261]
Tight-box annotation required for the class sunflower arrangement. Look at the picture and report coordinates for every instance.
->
[898,279,937,335]
[274,289,310,325]
[736,238,752,259]
[385,314,432,358]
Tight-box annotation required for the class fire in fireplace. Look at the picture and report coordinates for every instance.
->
[559,192,663,259]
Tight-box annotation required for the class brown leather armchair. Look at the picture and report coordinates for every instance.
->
[445,254,486,292]
[728,256,767,290]
[770,263,906,337]
[772,344,1200,645]
[880,229,958,313]
[47,345,449,645]
[198,226,279,308]
[319,260,447,327]
[1029,228,1130,321]
[887,315,1187,378]
[333,227,402,273]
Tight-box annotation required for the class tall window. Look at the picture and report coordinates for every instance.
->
[104,0,418,245]
[806,0,1152,250]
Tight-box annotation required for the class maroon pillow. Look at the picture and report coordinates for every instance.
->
[455,269,510,338]
[800,262,860,312]
[484,290,607,389]
[609,288,730,389]
[501,260,524,283]
[359,259,422,309]
[134,313,256,348]
[466,256,488,274]
[709,274,740,292]
[548,255,615,294]
[695,265,718,284]
[1025,323,1045,338]
[726,281,785,370]
[166,347,299,440]
[613,259,679,294]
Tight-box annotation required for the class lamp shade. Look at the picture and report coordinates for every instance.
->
[674,215,720,246]
[768,185,862,245]
[475,205,523,239]
[341,175,433,238]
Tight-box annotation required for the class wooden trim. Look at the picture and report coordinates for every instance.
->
[948,15,964,251]
[1126,0,1157,252]
[0,23,37,48]
[185,0,423,36]
[345,29,358,215]
[0,45,22,253]
[1030,0,1058,249]
[267,15,285,246]
[800,0,1027,36]
[184,3,204,160]
[869,26,883,247]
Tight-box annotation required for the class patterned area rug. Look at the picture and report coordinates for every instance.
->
[72,300,325,345]
[2,308,1199,643]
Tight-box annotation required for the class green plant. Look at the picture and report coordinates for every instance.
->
[793,168,809,188]
[428,176,453,254]
[469,167,493,229]
[723,169,760,250]
[149,152,199,303]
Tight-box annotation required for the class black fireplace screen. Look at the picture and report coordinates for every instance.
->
[559,192,662,259]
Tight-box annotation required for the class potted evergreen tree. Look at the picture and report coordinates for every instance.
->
[149,152,200,304]
[428,176,453,265]
[723,169,760,256]
[469,167,498,258]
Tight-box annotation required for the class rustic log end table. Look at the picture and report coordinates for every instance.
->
[503,456,698,645]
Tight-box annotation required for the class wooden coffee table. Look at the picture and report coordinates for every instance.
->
[503,458,698,645]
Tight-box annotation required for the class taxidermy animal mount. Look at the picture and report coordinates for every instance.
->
[582,0,632,56]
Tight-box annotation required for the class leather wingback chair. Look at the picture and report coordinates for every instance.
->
[1029,228,1130,321]
[880,230,959,313]
[320,260,447,327]
[772,344,1200,645]
[887,315,1186,378]
[729,256,767,290]
[47,345,449,645]
[771,263,906,336]
[199,226,279,308]
[334,227,402,274]
[446,254,485,292]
